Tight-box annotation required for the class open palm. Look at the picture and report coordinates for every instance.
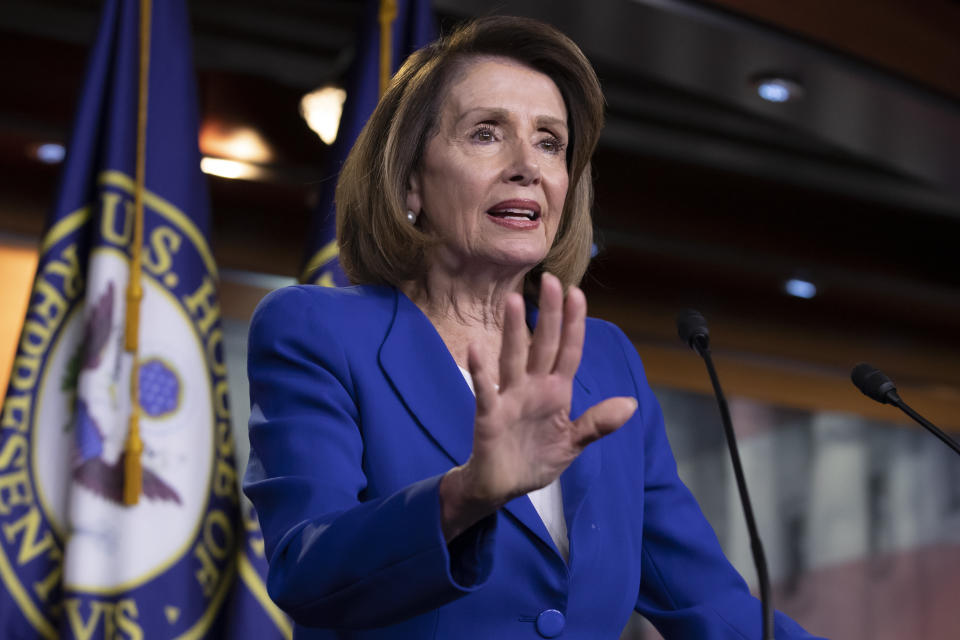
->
[441,273,637,539]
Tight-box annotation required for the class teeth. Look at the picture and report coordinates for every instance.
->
[491,208,536,219]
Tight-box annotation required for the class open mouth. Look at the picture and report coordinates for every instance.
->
[486,207,540,222]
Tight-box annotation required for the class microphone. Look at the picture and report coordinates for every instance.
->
[676,309,709,356]
[676,310,773,640]
[850,363,900,404]
[851,363,960,456]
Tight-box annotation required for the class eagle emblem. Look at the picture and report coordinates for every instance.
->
[68,281,182,505]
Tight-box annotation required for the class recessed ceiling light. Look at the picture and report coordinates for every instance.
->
[35,143,66,164]
[753,76,804,103]
[784,278,817,299]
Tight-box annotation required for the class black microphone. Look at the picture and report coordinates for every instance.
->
[676,308,709,356]
[850,363,901,404]
[851,363,960,456]
[676,310,773,640]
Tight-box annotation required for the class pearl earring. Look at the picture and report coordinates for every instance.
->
[406,210,418,224]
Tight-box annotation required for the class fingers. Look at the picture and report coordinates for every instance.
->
[573,396,637,446]
[553,285,586,377]
[527,273,563,374]
[498,293,528,389]
[499,274,586,387]
[468,342,498,414]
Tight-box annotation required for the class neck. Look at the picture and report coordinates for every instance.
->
[400,263,530,371]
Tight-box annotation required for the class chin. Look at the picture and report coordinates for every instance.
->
[491,237,549,262]
[487,249,548,273]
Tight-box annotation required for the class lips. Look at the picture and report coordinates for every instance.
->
[486,199,541,222]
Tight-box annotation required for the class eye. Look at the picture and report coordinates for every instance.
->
[470,125,498,143]
[538,134,567,155]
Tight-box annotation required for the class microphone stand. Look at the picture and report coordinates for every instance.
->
[887,391,960,454]
[893,398,960,456]
[691,335,774,640]
[850,363,960,457]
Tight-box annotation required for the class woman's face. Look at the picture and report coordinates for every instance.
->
[408,56,570,278]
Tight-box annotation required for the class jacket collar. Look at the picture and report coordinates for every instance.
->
[378,288,601,563]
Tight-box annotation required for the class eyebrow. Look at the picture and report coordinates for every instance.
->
[456,107,568,134]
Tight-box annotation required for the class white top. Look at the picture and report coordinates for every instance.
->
[457,366,570,561]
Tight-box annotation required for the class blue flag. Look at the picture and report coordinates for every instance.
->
[301,0,438,285]
[0,0,288,637]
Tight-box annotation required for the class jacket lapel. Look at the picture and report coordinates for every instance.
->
[525,302,603,563]
[561,374,601,566]
[379,289,475,466]
[379,289,601,560]
[500,373,601,563]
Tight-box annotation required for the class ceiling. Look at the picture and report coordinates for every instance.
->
[3,0,960,411]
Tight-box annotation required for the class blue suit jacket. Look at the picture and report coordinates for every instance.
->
[244,285,824,639]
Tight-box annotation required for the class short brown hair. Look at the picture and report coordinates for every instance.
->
[336,15,604,293]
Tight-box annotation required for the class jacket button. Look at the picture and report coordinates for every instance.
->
[535,609,565,637]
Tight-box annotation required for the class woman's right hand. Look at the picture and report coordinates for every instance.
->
[439,273,638,541]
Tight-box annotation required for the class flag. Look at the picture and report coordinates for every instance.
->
[0,0,287,637]
[222,499,291,639]
[301,0,438,286]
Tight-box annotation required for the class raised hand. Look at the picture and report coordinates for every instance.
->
[439,273,638,541]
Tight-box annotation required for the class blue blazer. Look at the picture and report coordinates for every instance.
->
[244,285,823,639]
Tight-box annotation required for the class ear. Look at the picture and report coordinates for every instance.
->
[406,168,423,214]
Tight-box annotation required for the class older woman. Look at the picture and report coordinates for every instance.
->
[244,16,823,640]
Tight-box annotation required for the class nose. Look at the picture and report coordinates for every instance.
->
[502,140,541,186]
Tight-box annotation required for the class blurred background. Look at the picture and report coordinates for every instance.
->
[2,1,959,638]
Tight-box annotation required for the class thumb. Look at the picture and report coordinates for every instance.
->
[573,396,638,445]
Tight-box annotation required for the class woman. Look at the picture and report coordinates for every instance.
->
[245,16,824,639]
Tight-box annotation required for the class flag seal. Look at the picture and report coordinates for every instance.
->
[0,171,239,638]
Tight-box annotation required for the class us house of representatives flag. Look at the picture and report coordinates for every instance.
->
[301,0,437,286]
[0,0,288,637]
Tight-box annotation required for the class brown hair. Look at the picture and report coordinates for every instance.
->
[335,15,604,293]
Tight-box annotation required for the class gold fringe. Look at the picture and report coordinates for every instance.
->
[122,413,144,505]
[378,0,397,97]
[123,0,152,506]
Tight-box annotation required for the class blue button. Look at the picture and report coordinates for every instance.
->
[535,609,565,637]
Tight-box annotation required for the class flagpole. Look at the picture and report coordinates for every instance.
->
[378,0,397,97]
[123,0,152,506]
